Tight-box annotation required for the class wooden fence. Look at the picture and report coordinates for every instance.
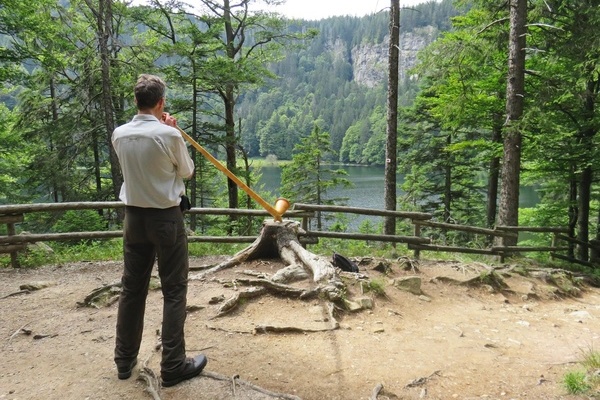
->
[0,201,597,269]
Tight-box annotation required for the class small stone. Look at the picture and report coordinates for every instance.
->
[356,297,374,309]
[344,299,363,312]
[392,276,422,295]
[208,295,225,304]
[570,310,591,319]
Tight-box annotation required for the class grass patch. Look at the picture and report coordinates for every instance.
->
[564,370,591,394]
[563,348,600,396]
[362,278,387,297]
[581,348,600,370]
[0,239,124,269]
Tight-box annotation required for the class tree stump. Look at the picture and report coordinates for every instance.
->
[191,220,343,302]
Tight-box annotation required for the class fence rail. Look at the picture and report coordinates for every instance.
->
[1,202,598,269]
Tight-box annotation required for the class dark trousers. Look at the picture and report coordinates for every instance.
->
[114,206,189,376]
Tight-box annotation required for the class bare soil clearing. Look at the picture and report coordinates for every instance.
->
[1,255,599,400]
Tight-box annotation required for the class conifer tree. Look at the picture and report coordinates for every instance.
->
[281,124,352,229]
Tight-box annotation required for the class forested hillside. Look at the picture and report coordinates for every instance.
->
[238,0,457,162]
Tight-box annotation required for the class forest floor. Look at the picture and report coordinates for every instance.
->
[1,254,600,400]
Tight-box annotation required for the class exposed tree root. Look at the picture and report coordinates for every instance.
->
[212,276,343,318]
[201,370,302,400]
[138,352,162,400]
[370,383,384,399]
[194,220,349,321]
[397,256,420,273]
[5,322,32,348]
[0,289,30,299]
[205,324,254,334]
[77,281,121,308]
[254,324,338,334]
[432,270,508,291]
[234,278,314,297]
[404,370,441,388]
[255,302,339,334]
[213,287,267,318]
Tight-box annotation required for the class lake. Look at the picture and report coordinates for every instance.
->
[257,164,539,228]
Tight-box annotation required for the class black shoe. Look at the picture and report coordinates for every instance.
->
[161,354,208,388]
[117,358,138,380]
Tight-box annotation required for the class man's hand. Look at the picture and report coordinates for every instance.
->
[161,112,177,127]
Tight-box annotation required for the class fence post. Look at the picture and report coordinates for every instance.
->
[1,214,25,268]
[413,222,421,260]
[301,215,309,249]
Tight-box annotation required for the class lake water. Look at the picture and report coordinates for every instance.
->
[257,164,539,228]
[259,165,398,210]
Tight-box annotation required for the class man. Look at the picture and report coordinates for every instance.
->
[112,74,207,387]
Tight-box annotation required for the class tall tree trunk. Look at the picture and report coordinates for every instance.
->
[443,134,452,224]
[384,0,400,236]
[223,0,239,212]
[224,85,238,211]
[577,166,592,261]
[496,0,527,248]
[86,0,122,202]
[316,152,323,230]
[49,76,61,202]
[190,71,199,232]
[486,117,502,230]
[592,208,600,263]
[576,77,598,261]
[567,170,578,259]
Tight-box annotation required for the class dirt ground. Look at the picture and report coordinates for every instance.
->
[1,254,599,400]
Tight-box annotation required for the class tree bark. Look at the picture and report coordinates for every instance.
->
[486,118,502,230]
[567,171,578,259]
[577,166,592,261]
[223,0,239,213]
[576,76,598,261]
[87,0,122,202]
[496,0,527,248]
[443,134,452,225]
[384,0,400,236]
[190,67,199,232]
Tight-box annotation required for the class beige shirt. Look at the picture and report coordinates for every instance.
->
[112,114,194,209]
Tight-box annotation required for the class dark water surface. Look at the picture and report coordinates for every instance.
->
[259,164,539,207]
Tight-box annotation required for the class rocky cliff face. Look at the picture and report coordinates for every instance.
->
[351,26,438,87]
